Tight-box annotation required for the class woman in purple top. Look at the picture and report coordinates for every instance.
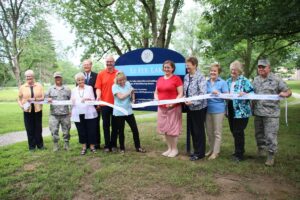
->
[205,64,229,160]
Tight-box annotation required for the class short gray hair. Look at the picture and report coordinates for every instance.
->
[230,60,244,74]
[74,72,85,80]
[24,70,34,77]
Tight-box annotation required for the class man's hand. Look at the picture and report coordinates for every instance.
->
[279,91,291,97]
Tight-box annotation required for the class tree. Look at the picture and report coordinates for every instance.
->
[198,0,300,77]
[20,20,58,83]
[53,0,184,58]
[0,0,45,86]
[196,0,300,77]
[171,6,203,58]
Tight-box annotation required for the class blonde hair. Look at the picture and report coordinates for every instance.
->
[210,63,222,74]
[230,60,244,74]
[114,71,127,84]
[74,72,85,80]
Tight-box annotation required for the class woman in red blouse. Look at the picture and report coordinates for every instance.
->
[154,60,183,157]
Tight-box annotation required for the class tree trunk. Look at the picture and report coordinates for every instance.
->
[11,56,22,86]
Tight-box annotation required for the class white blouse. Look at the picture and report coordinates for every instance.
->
[71,85,98,122]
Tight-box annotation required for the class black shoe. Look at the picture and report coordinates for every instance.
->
[38,146,46,150]
[190,155,204,161]
[232,155,243,163]
[136,148,146,153]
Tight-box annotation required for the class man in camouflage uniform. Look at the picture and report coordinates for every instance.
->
[46,72,72,151]
[252,59,292,166]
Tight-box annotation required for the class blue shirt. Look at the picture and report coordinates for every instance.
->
[206,77,229,113]
[112,81,133,116]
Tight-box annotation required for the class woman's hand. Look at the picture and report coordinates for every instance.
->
[167,104,174,108]
[47,98,53,103]
[212,90,219,95]
[185,101,193,106]
[238,92,246,97]
[28,97,35,102]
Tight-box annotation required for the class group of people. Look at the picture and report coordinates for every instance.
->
[18,56,145,156]
[153,57,291,166]
[17,55,291,166]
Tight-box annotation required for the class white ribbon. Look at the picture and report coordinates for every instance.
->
[28,94,287,124]
[30,100,129,115]
[131,93,283,108]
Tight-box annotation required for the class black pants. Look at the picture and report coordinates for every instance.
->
[228,101,249,159]
[24,110,44,150]
[187,108,206,158]
[111,114,141,150]
[75,115,98,145]
[101,106,114,149]
[95,111,101,148]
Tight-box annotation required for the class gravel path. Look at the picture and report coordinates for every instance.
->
[0,112,157,147]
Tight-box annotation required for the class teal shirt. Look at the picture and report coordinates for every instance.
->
[226,75,254,118]
[112,81,133,116]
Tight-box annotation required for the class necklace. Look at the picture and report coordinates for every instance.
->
[78,88,84,98]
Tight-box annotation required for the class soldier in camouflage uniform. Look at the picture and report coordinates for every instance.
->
[46,72,72,151]
[252,59,292,166]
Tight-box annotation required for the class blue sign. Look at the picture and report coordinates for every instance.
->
[115,48,186,111]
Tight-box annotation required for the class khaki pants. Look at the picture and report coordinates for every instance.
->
[205,113,225,154]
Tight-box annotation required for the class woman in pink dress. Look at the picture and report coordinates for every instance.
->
[154,60,183,157]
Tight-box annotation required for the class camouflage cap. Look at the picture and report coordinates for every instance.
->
[257,59,270,67]
[53,71,62,78]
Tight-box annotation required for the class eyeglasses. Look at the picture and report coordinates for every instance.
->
[258,65,266,69]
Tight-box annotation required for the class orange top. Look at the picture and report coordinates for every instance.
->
[95,68,118,104]
[18,82,44,112]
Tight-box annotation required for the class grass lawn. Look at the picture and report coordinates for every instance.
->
[0,103,50,134]
[287,80,300,94]
[0,103,299,199]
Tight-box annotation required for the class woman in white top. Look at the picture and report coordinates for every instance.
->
[71,72,98,155]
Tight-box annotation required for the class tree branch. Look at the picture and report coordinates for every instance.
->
[266,40,300,55]
[166,0,182,48]
[110,20,132,51]
[0,1,13,31]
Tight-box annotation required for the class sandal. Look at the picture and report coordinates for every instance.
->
[90,148,97,154]
[80,148,87,155]
[136,148,146,153]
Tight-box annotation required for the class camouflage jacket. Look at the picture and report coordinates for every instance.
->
[46,85,71,115]
[252,73,289,117]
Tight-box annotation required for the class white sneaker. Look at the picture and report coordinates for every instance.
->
[162,149,171,157]
[167,149,179,157]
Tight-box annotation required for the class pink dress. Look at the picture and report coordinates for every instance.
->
[156,75,183,136]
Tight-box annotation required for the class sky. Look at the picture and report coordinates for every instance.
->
[48,0,200,66]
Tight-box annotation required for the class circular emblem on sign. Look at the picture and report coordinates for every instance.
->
[141,49,154,63]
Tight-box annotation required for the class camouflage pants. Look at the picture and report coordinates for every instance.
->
[49,114,71,142]
[254,116,279,153]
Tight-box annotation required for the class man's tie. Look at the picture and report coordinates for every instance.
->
[85,73,89,84]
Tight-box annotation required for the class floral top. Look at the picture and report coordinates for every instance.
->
[226,75,254,118]
[183,70,207,111]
